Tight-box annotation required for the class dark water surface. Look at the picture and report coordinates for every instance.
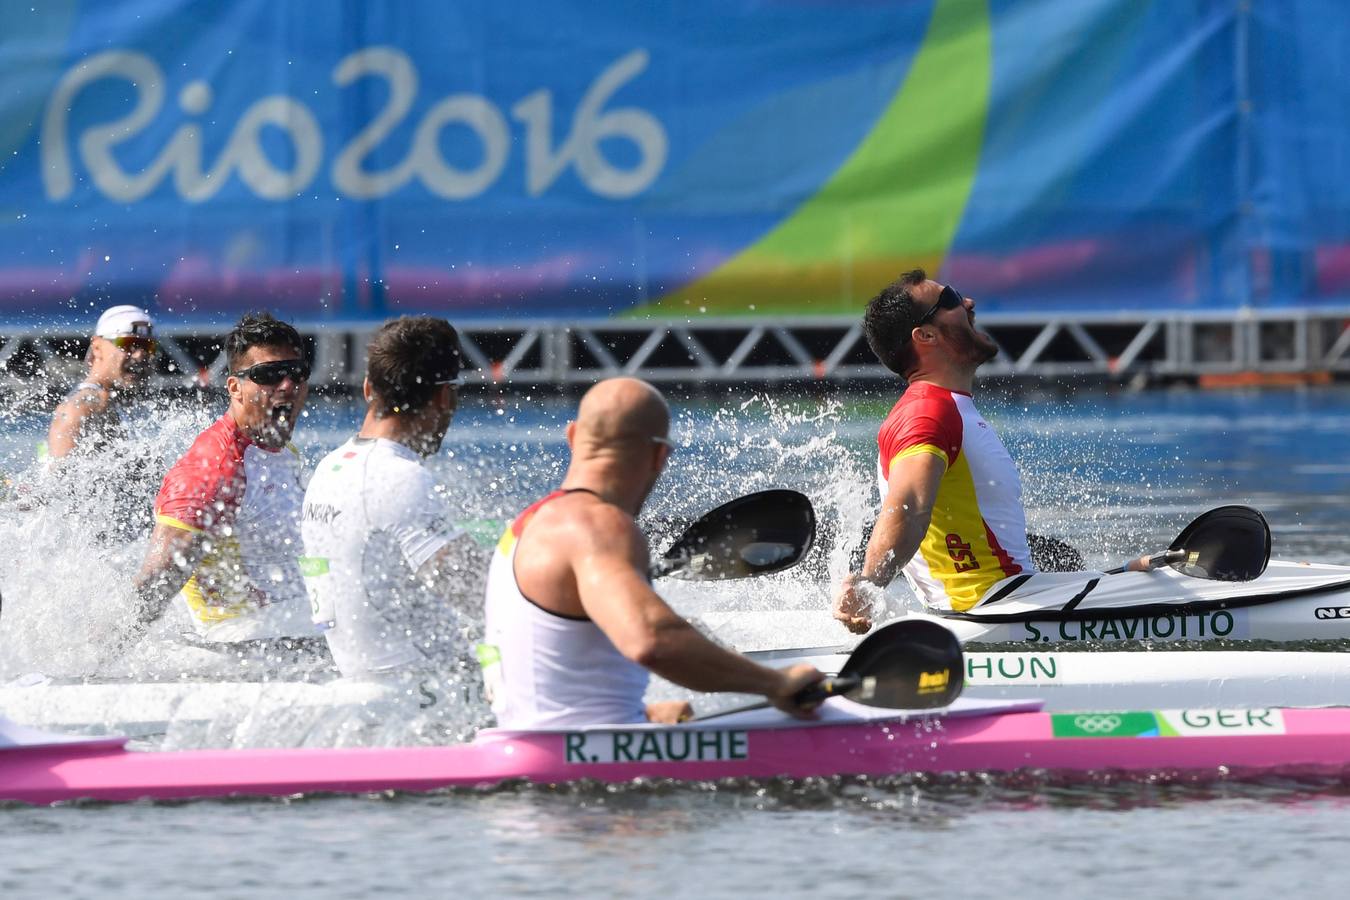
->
[5,778,1350,898]
[4,384,1350,897]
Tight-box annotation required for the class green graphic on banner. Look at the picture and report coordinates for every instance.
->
[636,0,991,317]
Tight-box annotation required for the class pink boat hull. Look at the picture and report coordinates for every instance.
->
[4,705,1350,806]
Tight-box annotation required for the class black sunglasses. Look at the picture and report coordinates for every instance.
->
[914,285,965,328]
[232,359,311,385]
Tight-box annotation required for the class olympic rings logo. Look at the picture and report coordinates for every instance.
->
[1072,715,1123,734]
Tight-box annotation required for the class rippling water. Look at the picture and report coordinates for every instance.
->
[5,777,1350,897]
[3,383,1350,896]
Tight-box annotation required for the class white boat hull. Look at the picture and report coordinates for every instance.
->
[0,676,479,747]
[702,559,1350,649]
[5,650,1350,739]
[760,650,1350,711]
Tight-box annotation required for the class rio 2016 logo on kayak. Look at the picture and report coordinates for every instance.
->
[1022,609,1247,643]
[41,47,666,204]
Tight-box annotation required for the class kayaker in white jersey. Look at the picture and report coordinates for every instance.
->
[833,270,1131,634]
[128,312,319,645]
[300,316,484,679]
[481,377,823,729]
[46,305,157,460]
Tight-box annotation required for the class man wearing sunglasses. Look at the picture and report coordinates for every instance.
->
[46,305,157,459]
[833,269,1036,633]
[129,311,320,645]
[300,317,484,690]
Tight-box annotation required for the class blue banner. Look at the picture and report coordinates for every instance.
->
[0,0,1345,324]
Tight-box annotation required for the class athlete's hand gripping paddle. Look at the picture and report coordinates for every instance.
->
[1106,505,1270,581]
[695,619,964,721]
[650,489,815,581]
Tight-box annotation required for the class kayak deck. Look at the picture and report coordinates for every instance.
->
[752,650,1350,711]
[7,650,1350,742]
[700,558,1350,648]
[5,700,1350,806]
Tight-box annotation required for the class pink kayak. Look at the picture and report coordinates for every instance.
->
[4,698,1349,806]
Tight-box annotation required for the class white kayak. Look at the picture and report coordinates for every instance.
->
[746,649,1350,711]
[704,559,1350,649]
[0,674,482,747]
[5,650,1350,741]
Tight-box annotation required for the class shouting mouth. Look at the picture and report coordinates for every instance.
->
[269,402,295,433]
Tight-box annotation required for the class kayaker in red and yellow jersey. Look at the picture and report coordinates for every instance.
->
[481,377,822,729]
[129,312,320,644]
[834,270,1037,632]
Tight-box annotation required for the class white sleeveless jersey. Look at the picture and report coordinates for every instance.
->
[480,490,649,729]
[299,437,466,676]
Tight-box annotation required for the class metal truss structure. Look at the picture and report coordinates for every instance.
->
[4,308,1350,392]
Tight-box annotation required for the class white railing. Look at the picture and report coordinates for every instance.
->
[2,308,1349,391]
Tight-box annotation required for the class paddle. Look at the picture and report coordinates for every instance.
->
[651,489,816,581]
[744,506,1273,665]
[695,619,964,720]
[1105,505,1271,580]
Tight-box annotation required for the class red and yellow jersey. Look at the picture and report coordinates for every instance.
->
[878,382,1034,611]
[155,414,313,639]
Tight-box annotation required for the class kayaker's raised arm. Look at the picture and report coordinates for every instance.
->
[415,533,488,610]
[47,389,111,459]
[834,451,945,634]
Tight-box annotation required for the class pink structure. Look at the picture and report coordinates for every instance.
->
[4,700,1350,806]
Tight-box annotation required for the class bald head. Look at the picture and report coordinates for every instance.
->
[573,378,670,454]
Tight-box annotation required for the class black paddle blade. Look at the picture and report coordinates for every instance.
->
[1168,505,1270,581]
[655,489,815,580]
[833,619,964,709]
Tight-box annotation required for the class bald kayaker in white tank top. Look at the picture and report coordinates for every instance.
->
[483,488,650,727]
[478,377,824,731]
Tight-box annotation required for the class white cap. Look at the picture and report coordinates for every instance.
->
[94,305,154,339]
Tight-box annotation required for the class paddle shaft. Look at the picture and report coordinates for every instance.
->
[692,675,861,722]
[1104,548,1188,576]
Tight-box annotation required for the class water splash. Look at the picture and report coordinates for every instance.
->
[0,394,215,678]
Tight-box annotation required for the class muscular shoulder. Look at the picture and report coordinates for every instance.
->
[49,387,112,435]
[176,416,248,475]
[57,385,111,416]
[155,416,249,528]
[879,383,963,470]
[531,494,646,565]
[373,465,445,528]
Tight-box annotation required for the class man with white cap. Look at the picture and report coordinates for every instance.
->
[46,305,157,459]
